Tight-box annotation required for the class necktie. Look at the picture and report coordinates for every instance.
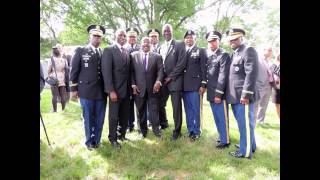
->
[121,47,126,56]
[95,48,100,57]
[143,53,148,71]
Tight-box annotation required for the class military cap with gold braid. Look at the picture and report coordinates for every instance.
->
[147,28,161,37]
[87,24,105,37]
[226,28,245,41]
[126,27,139,37]
[206,30,222,42]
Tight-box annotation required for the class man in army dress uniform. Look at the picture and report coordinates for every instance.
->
[70,25,107,150]
[181,30,207,141]
[205,30,231,148]
[226,28,258,159]
[148,29,161,53]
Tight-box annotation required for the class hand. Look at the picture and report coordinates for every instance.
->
[164,77,172,85]
[110,91,118,102]
[240,98,249,105]
[199,87,206,96]
[214,97,221,104]
[132,86,140,95]
[70,91,79,101]
[153,82,161,93]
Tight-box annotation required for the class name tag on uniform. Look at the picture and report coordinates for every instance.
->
[82,53,91,61]
[85,63,89,68]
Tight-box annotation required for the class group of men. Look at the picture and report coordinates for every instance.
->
[68,23,260,159]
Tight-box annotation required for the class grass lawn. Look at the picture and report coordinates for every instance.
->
[40,89,280,179]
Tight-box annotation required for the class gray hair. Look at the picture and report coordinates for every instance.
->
[162,24,173,33]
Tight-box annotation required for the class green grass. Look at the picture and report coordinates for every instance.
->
[40,89,280,180]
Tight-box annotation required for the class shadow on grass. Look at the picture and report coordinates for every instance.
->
[40,140,89,179]
[256,123,280,130]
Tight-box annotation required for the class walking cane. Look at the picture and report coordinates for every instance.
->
[40,112,51,146]
[200,94,203,131]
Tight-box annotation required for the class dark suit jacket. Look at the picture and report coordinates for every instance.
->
[183,44,207,91]
[69,44,105,100]
[131,51,164,98]
[206,48,231,101]
[101,44,131,99]
[226,44,259,104]
[159,40,186,91]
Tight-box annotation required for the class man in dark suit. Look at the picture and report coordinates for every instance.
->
[159,24,186,140]
[205,30,231,148]
[101,29,131,149]
[181,30,207,141]
[148,29,161,53]
[123,27,140,133]
[70,25,107,150]
[226,28,258,159]
[131,37,163,138]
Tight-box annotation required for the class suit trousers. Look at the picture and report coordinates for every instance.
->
[231,103,256,158]
[160,85,182,136]
[108,96,130,142]
[80,98,106,147]
[127,97,136,129]
[254,85,272,125]
[135,91,160,135]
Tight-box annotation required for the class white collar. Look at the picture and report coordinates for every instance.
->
[186,44,195,51]
[165,39,173,46]
[141,51,150,56]
[89,43,99,52]
[116,43,125,50]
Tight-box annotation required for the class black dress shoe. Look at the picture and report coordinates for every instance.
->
[111,141,121,149]
[127,127,134,133]
[154,132,162,138]
[86,144,94,151]
[229,151,246,158]
[171,133,181,141]
[234,144,255,153]
[188,132,194,138]
[118,135,129,141]
[216,142,230,149]
[160,124,169,130]
[190,134,200,141]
